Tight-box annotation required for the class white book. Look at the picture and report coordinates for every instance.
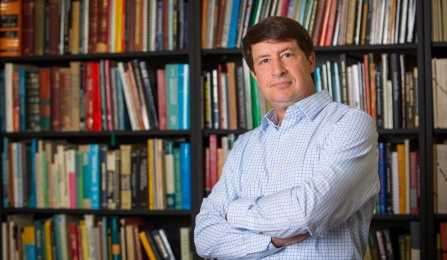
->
[149,0,157,51]
[141,0,149,51]
[385,80,393,129]
[381,0,390,44]
[85,214,97,260]
[220,72,229,129]
[117,62,140,130]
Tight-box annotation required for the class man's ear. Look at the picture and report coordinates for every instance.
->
[250,70,256,80]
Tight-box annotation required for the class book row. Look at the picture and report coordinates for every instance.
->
[366,222,420,260]
[201,0,417,49]
[316,53,419,130]
[0,0,189,57]
[432,58,447,129]
[2,214,192,260]
[201,53,419,132]
[0,61,190,133]
[2,138,192,211]
[377,140,419,215]
[201,60,270,130]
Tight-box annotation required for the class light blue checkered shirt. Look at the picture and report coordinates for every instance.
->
[194,90,380,259]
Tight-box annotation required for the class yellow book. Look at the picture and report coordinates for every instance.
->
[147,139,154,210]
[139,231,156,260]
[120,144,132,209]
[44,219,53,260]
[80,220,89,260]
[397,144,406,214]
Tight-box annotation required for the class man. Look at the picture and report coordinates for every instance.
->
[194,16,379,259]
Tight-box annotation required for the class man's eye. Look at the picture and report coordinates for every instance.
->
[260,59,269,64]
[283,53,292,58]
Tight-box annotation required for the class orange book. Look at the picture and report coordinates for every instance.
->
[318,0,332,46]
[0,0,22,56]
[324,0,338,46]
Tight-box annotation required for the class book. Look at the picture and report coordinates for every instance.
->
[180,142,191,210]
[0,0,22,56]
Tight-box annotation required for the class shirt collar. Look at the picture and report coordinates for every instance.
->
[262,89,333,130]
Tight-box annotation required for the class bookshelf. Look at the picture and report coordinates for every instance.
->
[0,0,441,258]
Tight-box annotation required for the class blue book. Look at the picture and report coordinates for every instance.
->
[0,70,5,132]
[178,64,189,130]
[2,137,9,207]
[378,142,386,214]
[34,219,45,260]
[227,0,241,48]
[157,0,163,51]
[89,144,100,209]
[16,142,23,207]
[18,69,27,132]
[179,142,191,210]
[166,64,179,130]
[29,138,38,208]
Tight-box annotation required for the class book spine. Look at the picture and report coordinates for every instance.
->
[180,142,191,210]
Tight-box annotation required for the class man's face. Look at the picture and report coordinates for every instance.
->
[250,40,316,111]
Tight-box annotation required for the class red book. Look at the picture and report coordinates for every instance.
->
[312,0,326,46]
[156,69,167,130]
[88,0,99,53]
[50,67,61,131]
[96,0,108,52]
[21,0,34,55]
[48,0,59,54]
[318,0,332,46]
[104,60,114,131]
[278,0,290,16]
[441,222,447,257]
[67,221,80,259]
[409,150,419,214]
[209,134,217,191]
[126,0,136,51]
[39,68,51,131]
[91,62,102,131]
[324,0,338,46]
[59,68,72,131]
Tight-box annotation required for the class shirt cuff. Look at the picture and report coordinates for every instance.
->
[226,197,258,229]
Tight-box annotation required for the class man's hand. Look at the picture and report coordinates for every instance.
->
[271,232,311,248]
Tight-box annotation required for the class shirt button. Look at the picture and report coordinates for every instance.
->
[280,135,286,140]
[238,220,243,225]
[272,170,278,175]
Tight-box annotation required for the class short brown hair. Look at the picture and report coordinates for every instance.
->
[242,16,314,72]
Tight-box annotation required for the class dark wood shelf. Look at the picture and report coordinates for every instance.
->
[2,207,192,216]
